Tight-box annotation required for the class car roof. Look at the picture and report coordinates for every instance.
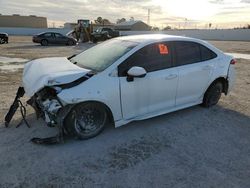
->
[115,34,221,54]
[37,32,62,35]
[117,34,204,44]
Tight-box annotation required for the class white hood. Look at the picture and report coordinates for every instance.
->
[23,57,91,97]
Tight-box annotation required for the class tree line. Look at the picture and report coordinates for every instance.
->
[94,17,135,24]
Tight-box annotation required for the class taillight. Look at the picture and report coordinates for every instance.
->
[230,59,236,65]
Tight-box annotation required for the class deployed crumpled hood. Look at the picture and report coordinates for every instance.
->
[23,57,91,97]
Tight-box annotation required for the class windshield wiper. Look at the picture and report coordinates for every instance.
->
[67,54,77,60]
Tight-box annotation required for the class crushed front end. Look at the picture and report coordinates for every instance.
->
[5,57,93,144]
[28,87,63,127]
[27,86,75,144]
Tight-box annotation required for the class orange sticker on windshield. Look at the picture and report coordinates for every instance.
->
[158,44,169,54]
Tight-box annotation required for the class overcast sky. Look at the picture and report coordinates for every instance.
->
[0,0,250,28]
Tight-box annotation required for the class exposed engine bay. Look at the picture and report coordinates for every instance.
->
[29,87,63,126]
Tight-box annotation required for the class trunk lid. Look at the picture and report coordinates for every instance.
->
[23,57,91,96]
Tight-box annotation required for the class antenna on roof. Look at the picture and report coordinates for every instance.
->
[147,9,150,25]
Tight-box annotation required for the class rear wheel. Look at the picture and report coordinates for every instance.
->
[101,34,108,41]
[202,82,223,107]
[64,102,107,140]
[41,39,48,46]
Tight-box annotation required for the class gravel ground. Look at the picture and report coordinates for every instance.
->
[0,36,250,188]
[0,35,94,59]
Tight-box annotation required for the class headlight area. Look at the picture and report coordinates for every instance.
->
[26,87,75,144]
[28,87,63,126]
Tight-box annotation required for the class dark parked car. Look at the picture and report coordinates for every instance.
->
[91,27,119,43]
[33,32,77,46]
[0,32,8,44]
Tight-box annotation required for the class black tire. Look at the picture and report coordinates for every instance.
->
[92,37,97,43]
[67,40,74,46]
[64,102,107,140]
[41,39,48,46]
[202,82,223,108]
[0,38,4,44]
[102,34,108,41]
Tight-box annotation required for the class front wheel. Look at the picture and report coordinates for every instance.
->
[92,37,97,43]
[202,82,223,108]
[0,38,4,44]
[67,40,74,46]
[64,102,107,140]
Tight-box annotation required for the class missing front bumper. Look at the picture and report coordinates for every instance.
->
[5,87,74,145]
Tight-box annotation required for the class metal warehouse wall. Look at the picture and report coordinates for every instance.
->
[0,15,48,28]
[0,27,72,35]
[120,29,250,41]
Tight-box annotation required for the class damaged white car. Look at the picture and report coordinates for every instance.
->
[5,34,236,144]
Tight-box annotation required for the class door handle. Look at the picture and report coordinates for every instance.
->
[165,74,177,80]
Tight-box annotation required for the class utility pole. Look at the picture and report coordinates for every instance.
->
[184,18,187,29]
[147,9,151,25]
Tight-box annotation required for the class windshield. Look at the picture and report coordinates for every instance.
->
[71,39,138,72]
[95,28,102,33]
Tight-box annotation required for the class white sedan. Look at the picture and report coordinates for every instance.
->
[21,34,236,140]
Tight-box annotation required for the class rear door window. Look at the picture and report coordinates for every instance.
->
[174,41,201,66]
[200,45,217,61]
[173,41,218,67]
[103,28,112,34]
[103,28,110,31]
[118,42,173,76]
[55,33,63,38]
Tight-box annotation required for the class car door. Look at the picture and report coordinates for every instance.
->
[104,28,112,37]
[173,41,217,106]
[94,28,102,39]
[101,28,110,38]
[55,33,68,44]
[118,42,178,120]
[43,33,55,44]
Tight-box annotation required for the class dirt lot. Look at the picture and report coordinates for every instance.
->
[0,36,250,188]
[0,36,94,59]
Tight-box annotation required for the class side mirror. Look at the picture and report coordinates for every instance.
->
[127,66,147,82]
